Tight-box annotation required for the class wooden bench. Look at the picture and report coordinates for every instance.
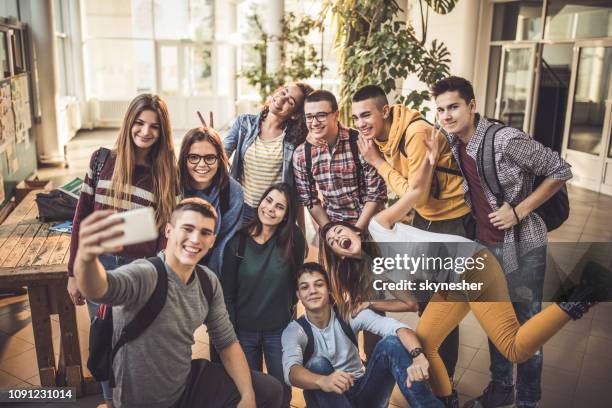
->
[0,190,98,396]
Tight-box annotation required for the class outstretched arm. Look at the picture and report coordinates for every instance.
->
[74,210,125,300]
[374,128,441,229]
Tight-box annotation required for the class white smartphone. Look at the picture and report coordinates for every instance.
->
[103,207,159,248]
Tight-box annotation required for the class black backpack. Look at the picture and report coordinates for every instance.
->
[477,123,569,232]
[35,148,110,222]
[87,256,214,385]
[398,117,462,199]
[295,306,357,366]
[304,129,364,205]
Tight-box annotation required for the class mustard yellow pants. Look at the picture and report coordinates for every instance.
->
[415,249,571,397]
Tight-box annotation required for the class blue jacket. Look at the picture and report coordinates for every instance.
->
[223,113,296,187]
[185,177,244,275]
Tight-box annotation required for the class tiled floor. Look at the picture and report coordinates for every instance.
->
[1,129,610,407]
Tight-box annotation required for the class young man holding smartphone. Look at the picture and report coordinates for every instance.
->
[74,198,282,408]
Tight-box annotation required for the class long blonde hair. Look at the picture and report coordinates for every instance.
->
[110,94,178,229]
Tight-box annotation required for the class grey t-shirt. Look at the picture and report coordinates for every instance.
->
[94,253,237,408]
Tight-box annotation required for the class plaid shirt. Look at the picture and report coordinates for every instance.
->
[293,124,387,224]
[446,116,572,273]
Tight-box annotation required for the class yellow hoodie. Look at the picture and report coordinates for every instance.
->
[375,104,469,221]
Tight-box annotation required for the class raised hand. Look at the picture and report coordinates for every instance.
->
[357,134,384,168]
[423,126,443,166]
[77,210,125,263]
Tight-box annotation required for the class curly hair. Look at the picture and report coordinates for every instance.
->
[258,81,314,146]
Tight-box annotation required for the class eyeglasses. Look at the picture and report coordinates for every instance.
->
[305,112,334,124]
[186,153,218,166]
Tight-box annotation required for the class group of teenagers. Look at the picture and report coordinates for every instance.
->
[66,76,609,408]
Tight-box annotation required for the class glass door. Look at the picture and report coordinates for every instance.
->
[562,41,612,192]
[495,44,537,131]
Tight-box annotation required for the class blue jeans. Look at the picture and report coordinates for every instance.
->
[487,246,546,406]
[86,254,134,401]
[303,336,442,408]
[237,328,291,408]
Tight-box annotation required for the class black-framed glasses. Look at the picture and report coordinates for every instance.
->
[305,111,333,123]
[186,153,218,166]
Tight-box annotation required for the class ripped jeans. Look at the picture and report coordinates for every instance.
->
[487,245,546,407]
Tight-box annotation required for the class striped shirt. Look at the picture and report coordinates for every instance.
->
[241,133,284,207]
[67,149,167,276]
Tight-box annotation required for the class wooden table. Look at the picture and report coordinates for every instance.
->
[0,190,97,396]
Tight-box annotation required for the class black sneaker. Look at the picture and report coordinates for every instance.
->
[462,381,515,408]
[557,260,612,319]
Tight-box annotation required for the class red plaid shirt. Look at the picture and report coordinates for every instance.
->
[293,124,387,224]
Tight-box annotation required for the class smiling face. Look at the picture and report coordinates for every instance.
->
[257,188,288,228]
[434,90,476,138]
[131,110,161,154]
[187,140,219,190]
[165,210,216,269]
[324,224,362,259]
[304,100,340,143]
[352,98,389,141]
[268,84,305,120]
[297,271,331,313]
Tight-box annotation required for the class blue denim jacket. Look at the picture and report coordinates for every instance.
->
[223,113,296,187]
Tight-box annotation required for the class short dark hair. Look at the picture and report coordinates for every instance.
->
[297,262,329,287]
[352,85,389,111]
[171,197,218,224]
[305,89,338,112]
[430,76,476,105]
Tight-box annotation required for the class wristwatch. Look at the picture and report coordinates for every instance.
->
[409,347,424,358]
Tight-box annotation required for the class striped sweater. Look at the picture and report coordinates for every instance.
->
[67,149,166,276]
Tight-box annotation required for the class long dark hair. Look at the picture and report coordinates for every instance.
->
[246,182,303,269]
[178,127,230,195]
[259,81,314,146]
[319,221,379,320]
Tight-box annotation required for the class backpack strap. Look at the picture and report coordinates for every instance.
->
[93,148,110,189]
[296,316,315,366]
[219,182,230,215]
[303,142,317,208]
[296,306,358,367]
[397,118,463,199]
[195,265,214,308]
[398,117,431,158]
[110,256,168,365]
[229,231,248,326]
[333,305,358,347]
[478,123,506,207]
[347,129,364,205]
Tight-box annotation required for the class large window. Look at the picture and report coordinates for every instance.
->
[54,0,74,96]
[237,0,338,101]
[491,1,544,41]
[83,0,214,99]
[545,0,612,40]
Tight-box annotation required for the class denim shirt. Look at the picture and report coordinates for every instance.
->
[223,113,296,187]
